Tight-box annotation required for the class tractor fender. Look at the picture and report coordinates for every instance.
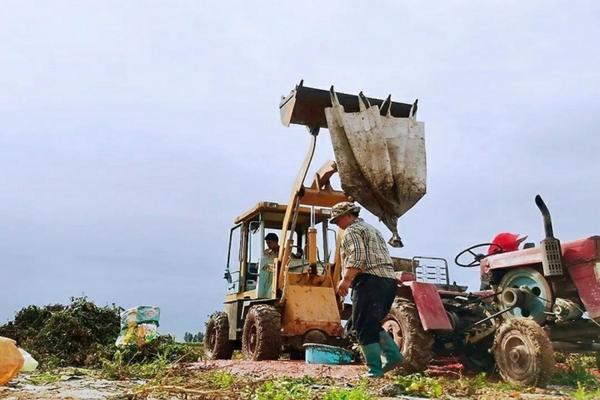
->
[398,279,453,331]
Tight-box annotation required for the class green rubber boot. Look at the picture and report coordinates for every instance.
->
[379,331,403,372]
[360,343,384,378]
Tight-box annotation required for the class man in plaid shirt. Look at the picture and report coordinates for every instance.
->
[332,201,403,377]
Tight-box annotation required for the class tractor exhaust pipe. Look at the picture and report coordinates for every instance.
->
[535,195,555,239]
[535,195,564,277]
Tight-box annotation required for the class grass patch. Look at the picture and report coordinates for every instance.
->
[552,354,600,389]
[211,371,235,389]
[323,382,374,400]
[392,374,443,398]
[100,339,202,380]
[23,371,63,385]
[253,378,312,400]
[573,382,600,400]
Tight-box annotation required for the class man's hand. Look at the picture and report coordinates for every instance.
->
[336,279,351,297]
[337,267,359,297]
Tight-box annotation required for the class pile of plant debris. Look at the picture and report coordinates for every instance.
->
[0,297,120,367]
[0,297,204,377]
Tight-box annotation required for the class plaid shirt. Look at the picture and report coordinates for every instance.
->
[340,218,396,280]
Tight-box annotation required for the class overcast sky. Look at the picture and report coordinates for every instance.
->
[1,1,599,338]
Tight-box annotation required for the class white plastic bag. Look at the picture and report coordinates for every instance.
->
[19,349,38,372]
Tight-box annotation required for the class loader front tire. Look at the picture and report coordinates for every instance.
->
[493,318,555,387]
[382,297,434,373]
[205,312,234,360]
[242,304,282,360]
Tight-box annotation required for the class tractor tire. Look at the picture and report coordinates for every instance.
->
[204,311,234,360]
[382,297,434,373]
[242,304,282,360]
[493,318,555,387]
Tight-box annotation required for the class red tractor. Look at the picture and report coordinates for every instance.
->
[381,195,600,386]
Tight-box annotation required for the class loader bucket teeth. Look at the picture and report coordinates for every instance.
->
[358,91,371,111]
[329,86,341,107]
[410,99,418,117]
[279,83,412,128]
[381,94,392,116]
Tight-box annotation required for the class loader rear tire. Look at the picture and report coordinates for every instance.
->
[493,318,555,387]
[382,297,434,373]
[242,304,282,360]
[205,312,234,360]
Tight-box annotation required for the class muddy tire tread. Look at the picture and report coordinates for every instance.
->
[242,304,282,360]
[385,297,434,373]
[493,318,555,387]
[205,311,234,360]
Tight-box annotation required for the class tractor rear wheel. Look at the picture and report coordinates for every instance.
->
[382,297,434,373]
[205,311,234,360]
[242,304,282,360]
[493,318,555,387]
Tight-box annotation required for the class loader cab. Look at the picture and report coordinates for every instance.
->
[225,201,334,300]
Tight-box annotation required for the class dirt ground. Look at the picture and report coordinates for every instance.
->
[189,359,367,380]
[0,374,139,400]
[0,359,596,400]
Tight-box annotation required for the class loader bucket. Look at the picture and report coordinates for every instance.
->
[279,82,427,247]
[280,81,414,129]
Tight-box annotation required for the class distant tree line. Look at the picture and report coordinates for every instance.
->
[183,331,204,343]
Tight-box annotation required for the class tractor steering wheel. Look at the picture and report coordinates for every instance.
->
[454,243,503,268]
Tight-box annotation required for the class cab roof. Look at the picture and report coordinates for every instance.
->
[234,201,332,228]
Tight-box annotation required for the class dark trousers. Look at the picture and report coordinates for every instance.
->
[351,273,397,346]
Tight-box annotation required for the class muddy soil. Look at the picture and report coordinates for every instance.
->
[189,359,366,380]
[0,374,140,400]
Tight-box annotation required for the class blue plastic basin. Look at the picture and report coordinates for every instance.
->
[303,343,354,365]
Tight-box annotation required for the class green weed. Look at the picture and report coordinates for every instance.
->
[253,379,312,400]
[573,382,600,400]
[471,372,488,389]
[100,338,203,380]
[551,355,599,389]
[210,371,235,389]
[323,384,374,400]
[393,374,443,398]
[23,371,62,385]
[101,355,170,380]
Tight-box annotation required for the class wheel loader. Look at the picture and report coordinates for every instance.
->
[204,82,425,360]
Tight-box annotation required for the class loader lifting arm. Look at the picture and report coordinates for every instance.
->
[276,126,319,295]
[275,127,350,302]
